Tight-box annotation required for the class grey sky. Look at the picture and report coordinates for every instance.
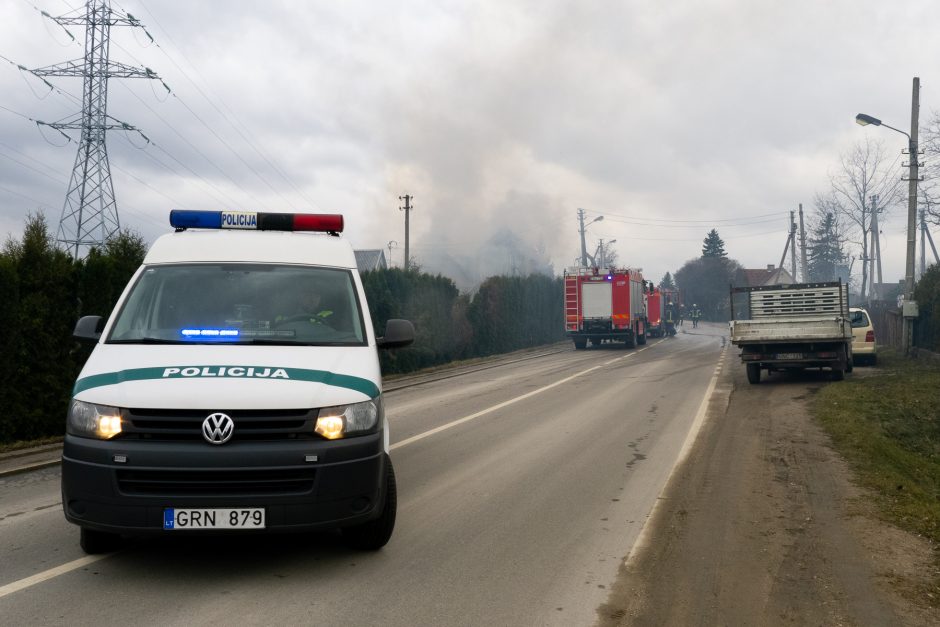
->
[1,0,936,287]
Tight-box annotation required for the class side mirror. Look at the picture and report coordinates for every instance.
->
[377,319,415,349]
[74,315,105,344]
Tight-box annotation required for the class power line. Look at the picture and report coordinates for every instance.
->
[134,0,323,211]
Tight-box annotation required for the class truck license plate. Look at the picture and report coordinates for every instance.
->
[163,508,265,530]
[775,353,803,360]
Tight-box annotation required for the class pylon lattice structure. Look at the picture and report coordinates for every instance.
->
[32,0,160,257]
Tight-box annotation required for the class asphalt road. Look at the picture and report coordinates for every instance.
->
[0,325,726,626]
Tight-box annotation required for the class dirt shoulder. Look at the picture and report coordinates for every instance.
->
[598,357,937,626]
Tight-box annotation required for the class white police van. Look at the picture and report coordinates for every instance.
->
[64,210,414,553]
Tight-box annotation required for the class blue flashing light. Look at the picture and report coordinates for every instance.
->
[181,328,240,338]
[606,274,613,280]
[170,210,222,230]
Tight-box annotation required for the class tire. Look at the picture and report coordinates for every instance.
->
[573,337,587,350]
[870,354,877,366]
[637,328,647,345]
[342,460,397,551]
[746,363,761,384]
[80,527,120,554]
[831,366,845,381]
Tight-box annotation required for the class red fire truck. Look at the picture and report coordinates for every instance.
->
[646,287,679,337]
[564,266,648,349]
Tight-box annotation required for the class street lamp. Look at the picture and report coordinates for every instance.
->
[854,77,920,355]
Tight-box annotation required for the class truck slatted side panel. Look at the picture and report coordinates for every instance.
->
[746,283,848,318]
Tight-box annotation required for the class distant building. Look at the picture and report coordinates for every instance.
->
[353,249,388,272]
[734,264,795,287]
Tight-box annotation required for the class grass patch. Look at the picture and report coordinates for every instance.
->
[814,349,940,545]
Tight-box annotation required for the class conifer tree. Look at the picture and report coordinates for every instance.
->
[701,229,728,258]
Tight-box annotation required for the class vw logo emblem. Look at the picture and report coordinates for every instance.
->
[202,413,234,445]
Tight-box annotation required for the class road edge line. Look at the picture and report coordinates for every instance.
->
[622,343,728,566]
[0,554,110,600]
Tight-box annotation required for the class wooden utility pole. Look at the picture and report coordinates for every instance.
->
[903,77,921,356]
[399,194,412,271]
[870,194,883,299]
[789,211,798,281]
[798,203,808,281]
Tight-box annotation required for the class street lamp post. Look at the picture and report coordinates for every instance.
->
[855,76,920,355]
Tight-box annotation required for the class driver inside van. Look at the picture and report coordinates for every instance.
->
[276,287,333,327]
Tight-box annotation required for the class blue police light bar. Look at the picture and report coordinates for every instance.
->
[169,210,344,233]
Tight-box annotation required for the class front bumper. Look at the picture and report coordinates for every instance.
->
[61,432,388,534]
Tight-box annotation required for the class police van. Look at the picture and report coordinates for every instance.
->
[63,210,414,553]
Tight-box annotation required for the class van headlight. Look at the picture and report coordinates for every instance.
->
[67,400,123,439]
[314,397,382,440]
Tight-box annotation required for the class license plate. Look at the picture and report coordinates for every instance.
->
[775,353,803,360]
[163,508,265,530]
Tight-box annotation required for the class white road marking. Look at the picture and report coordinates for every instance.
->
[390,343,657,451]
[0,555,109,600]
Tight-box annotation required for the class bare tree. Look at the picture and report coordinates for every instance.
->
[823,137,903,299]
[919,110,940,226]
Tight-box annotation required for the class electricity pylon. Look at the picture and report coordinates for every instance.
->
[32,0,161,257]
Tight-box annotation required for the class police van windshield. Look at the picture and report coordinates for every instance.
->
[108,264,367,346]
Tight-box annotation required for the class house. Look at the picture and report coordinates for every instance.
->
[353,249,388,272]
[734,264,794,287]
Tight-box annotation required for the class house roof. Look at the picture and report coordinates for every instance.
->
[353,249,387,272]
[735,267,794,287]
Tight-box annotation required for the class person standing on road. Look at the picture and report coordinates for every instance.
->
[690,303,702,328]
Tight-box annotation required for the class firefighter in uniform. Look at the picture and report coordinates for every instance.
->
[664,300,678,336]
[690,303,702,328]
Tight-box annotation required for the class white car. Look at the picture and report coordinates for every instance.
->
[849,307,877,366]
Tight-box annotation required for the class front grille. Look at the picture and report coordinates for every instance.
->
[119,408,316,441]
[117,468,316,496]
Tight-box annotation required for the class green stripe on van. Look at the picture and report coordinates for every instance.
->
[72,365,379,398]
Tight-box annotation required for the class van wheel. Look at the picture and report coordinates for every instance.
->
[746,363,761,384]
[831,366,845,381]
[80,527,120,554]
[573,338,587,350]
[342,460,397,551]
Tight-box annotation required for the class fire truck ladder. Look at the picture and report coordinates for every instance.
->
[564,270,581,330]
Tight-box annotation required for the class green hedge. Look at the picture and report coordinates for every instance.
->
[361,269,565,374]
[914,265,940,352]
[0,214,146,442]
